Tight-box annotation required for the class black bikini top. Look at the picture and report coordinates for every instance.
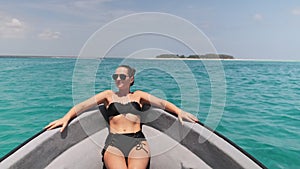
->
[106,101,142,118]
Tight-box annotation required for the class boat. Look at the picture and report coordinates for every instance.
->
[0,105,266,169]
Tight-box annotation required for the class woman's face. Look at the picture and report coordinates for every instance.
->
[113,67,134,90]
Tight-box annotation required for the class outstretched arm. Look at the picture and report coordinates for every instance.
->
[136,90,199,124]
[44,90,110,132]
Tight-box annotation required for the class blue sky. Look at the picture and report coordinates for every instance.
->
[0,0,300,60]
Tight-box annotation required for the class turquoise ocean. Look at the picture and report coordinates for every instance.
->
[0,57,299,168]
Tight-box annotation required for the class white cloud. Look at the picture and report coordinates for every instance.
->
[73,0,113,8]
[253,13,263,21]
[0,16,26,38]
[6,18,23,27]
[25,0,132,23]
[38,29,61,40]
[26,0,115,16]
[291,8,300,15]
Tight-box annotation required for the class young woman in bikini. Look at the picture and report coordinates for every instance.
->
[45,65,198,169]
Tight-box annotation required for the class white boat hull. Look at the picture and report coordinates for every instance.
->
[0,105,266,169]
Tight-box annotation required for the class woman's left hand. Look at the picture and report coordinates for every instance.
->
[178,111,199,124]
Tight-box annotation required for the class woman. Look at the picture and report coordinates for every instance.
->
[45,65,199,169]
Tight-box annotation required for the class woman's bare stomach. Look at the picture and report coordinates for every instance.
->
[108,113,141,133]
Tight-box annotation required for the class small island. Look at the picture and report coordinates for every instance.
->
[156,54,234,59]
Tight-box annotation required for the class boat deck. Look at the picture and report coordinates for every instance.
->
[0,106,266,169]
[45,126,210,169]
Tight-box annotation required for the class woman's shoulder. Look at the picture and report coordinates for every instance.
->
[132,90,149,96]
[97,90,114,96]
[133,90,142,94]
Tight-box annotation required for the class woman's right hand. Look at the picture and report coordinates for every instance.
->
[44,90,109,133]
[44,117,69,132]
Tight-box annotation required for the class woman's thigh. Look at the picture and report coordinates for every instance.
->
[103,146,127,169]
[127,141,150,169]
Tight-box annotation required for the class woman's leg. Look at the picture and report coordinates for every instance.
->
[127,141,150,169]
[103,146,128,169]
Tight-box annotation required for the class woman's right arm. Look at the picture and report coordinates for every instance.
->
[44,90,111,132]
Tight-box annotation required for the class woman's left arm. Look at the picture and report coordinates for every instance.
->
[136,90,199,124]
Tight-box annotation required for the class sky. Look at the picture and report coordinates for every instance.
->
[0,0,300,60]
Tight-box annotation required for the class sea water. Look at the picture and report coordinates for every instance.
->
[0,57,299,169]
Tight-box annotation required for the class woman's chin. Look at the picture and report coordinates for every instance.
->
[116,84,125,89]
[115,82,130,90]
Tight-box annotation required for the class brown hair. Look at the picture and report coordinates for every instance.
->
[118,65,136,86]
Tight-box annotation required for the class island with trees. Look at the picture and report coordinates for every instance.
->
[156,54,235,59]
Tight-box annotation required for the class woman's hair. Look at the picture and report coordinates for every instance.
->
[118,65,136,86]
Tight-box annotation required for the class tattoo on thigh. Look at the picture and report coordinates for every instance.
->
[136,142,148,154]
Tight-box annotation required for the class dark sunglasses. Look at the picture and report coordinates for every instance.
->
[112,74,128,80]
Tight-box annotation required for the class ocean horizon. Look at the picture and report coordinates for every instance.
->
[1,55,300,62]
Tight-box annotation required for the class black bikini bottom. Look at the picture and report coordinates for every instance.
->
[101,130,150,168]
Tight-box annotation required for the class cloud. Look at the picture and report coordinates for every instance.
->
[38,29,61,40]
[0,16,26,38]
[291,8,300,15]
[6,18,23,27]
[253,13,263,21]
[26,0,116,17]
[25,0,133,24]
[73,0,113,8]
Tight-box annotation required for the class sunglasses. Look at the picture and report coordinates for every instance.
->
[112,74,129,80]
